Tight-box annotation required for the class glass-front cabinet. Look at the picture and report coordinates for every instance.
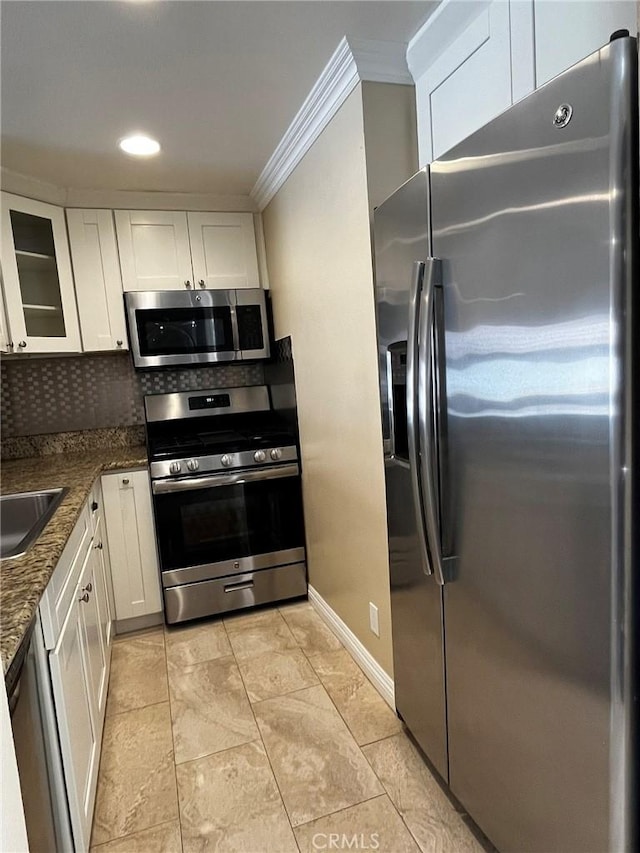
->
[1,193,81,353]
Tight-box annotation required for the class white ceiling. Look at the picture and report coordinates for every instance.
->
[1,1,436,197]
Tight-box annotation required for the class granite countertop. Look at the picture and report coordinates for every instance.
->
[1,446,148,673]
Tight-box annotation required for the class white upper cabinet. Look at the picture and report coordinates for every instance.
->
[187,212,260,289]
[66,209,128,351]
[408,0,637,166]
[115,209,261,292]
[0,192,81,353]
[412,0,515,164]
[115,210,193,291]
[533,1,637,86]
[0,271,12,353]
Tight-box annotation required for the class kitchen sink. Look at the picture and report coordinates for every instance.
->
[0,488,69,560]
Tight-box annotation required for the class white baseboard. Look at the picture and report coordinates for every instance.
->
[307,585,395,709]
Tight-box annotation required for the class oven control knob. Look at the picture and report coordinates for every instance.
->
[270,448,283,461]
[220,454,232,467]
[169,461,182,475]
[186,459,199,472]
[254,450,266,463]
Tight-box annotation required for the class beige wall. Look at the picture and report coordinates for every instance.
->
[263,83,417,676]
[361,82,418,211]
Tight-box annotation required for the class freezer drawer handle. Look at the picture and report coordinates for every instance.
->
[224,579,254,593]
[406,260,432,576]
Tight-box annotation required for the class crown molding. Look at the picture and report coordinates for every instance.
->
[0,167,257,212]
[0,167,67,206]
[65,187,257,212]
[251,36,413,211]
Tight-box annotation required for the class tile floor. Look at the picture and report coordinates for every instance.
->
[90,600,488,853]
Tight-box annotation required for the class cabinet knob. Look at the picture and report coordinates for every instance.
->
[122,478,130,485]
[79,592,89,603]
[18,341,27,349]
[198,280,205,288]
[94,541,103,550]
[184,280,192,289]
[83,582,93,593]
[116,339,123,347]
[91,500,98,512]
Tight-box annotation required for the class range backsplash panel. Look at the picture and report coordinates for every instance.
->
[0,352,264,437]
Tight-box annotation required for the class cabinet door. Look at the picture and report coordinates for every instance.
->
[0,192,81,353]
[101,469,162,621]
[114,210,193,291]
[413,0,513,164]
[80,550,108,727]
[188,212,260,289]
[66,209,128,352]
[534,0,637,86]
[93,512,114,653]
[0,270,11,353]
[49,584,98,852]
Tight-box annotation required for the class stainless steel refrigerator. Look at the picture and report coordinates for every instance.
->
[373,35,638,853]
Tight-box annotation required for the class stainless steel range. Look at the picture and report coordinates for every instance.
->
[145,385,307,623]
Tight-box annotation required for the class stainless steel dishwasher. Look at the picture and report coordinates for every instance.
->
[6,616,73,852]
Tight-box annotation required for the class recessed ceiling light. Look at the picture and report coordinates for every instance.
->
[119,134,160,157]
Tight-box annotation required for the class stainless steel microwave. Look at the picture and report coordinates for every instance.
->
[124,289,270,368]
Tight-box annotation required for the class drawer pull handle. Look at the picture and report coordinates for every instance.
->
[224,581,254,593]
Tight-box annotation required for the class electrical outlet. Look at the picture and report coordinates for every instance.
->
[369,602,380,637]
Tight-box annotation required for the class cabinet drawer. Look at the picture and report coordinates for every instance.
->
[164,562,307,623]
[39,502,92,649]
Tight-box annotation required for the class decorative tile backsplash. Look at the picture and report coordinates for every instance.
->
[0,352,265,438]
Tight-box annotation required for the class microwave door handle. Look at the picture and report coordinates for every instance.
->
[406,260,432,576]
[229,290,242,358]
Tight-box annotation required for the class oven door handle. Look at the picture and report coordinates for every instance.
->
[151,463,300,494]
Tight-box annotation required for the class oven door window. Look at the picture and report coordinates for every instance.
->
[136,306,234,356]
[153,475,304,571]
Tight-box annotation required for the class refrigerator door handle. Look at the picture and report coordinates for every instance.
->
[417,257,453,586]
[406,260,433,576]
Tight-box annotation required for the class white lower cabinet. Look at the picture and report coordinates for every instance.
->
[40,468,158,850]
[101,469,162,622]
[93,513,114,659]
[49,590,97,852]
[48,542,105,852]
[42,488,114,852]
[81,548,108,726]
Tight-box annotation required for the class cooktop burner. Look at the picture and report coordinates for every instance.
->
[150,427,296,459]
[144,385,299,479]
